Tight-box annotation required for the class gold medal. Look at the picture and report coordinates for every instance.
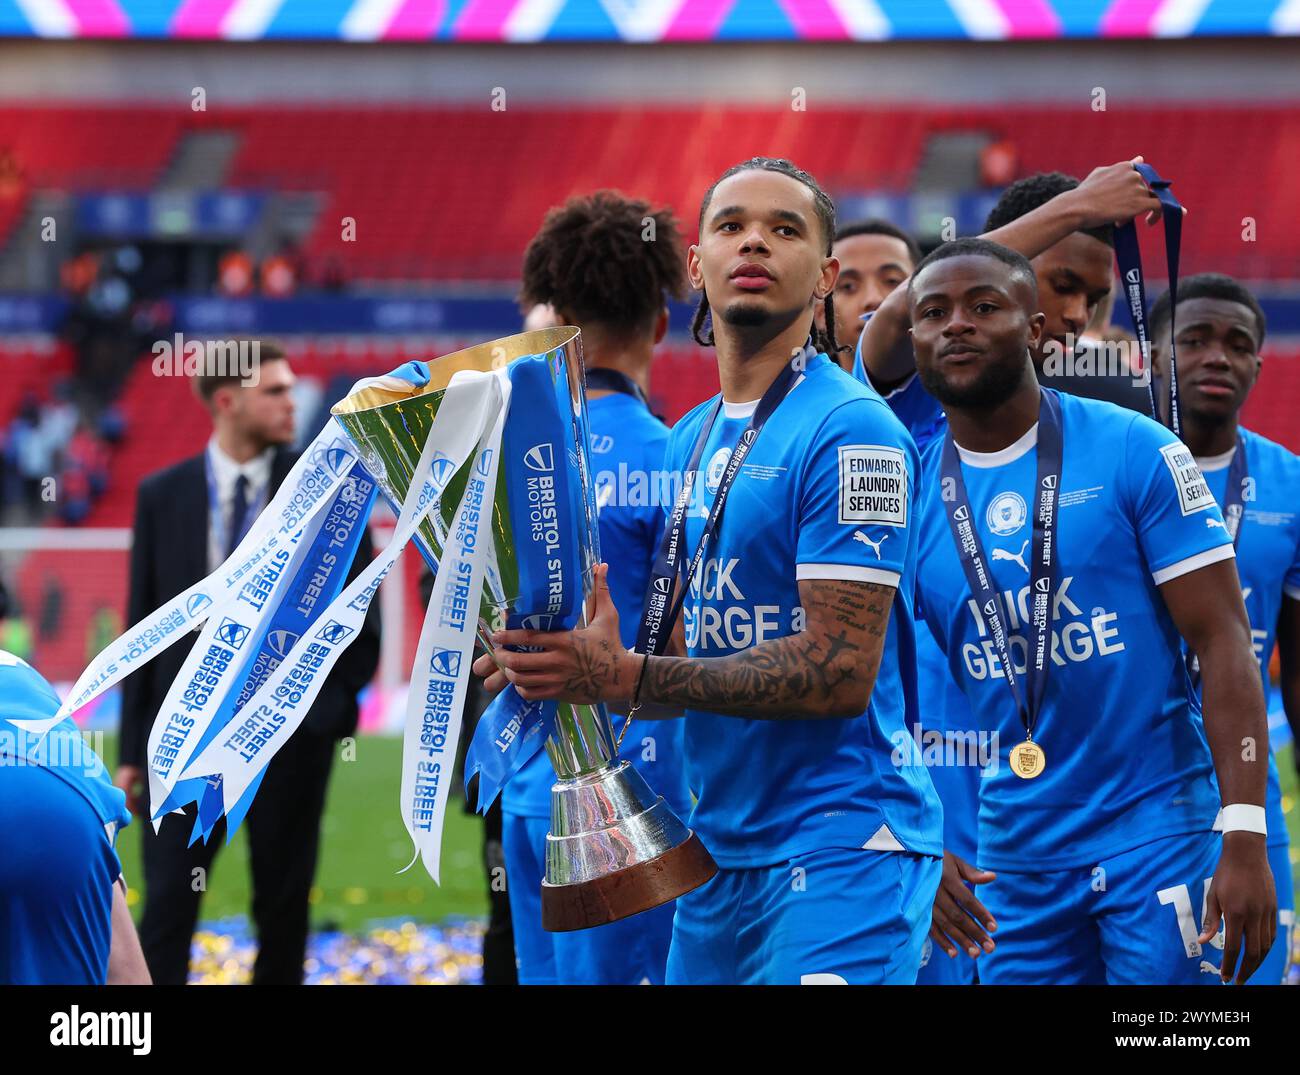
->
[1009,739,1046,779]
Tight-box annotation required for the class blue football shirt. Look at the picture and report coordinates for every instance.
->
[1195,427,1300,850]
[916,392,1233,872]
[664,351,942,868]
[851,324,979,859]
[502,391,691,820]
[0,651,131,984]
[912,605,981,862]
[852,318,946,454]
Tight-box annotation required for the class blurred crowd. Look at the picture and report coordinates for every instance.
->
[0,382,123,525]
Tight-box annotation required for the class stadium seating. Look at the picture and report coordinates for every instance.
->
[1242,345,1300,450]
[4,104,1299,279]
[0,339,75,424]
[0,105,182,249]
[0,105,180,193]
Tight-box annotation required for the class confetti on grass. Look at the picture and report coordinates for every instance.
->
[188,917,485,985]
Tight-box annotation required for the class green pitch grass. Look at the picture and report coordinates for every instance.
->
[1280,742,1298,891]
[107,734,488,933]
[106,735,1298,935]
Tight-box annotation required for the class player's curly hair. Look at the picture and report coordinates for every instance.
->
[1151,272,1266,347]
[689,157,846,357]
[520,190,687,338]
[984,172,1114,248]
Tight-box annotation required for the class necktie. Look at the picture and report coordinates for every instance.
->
[227,473,250,560]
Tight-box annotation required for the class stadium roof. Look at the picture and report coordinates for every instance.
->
[1,0,1297,44]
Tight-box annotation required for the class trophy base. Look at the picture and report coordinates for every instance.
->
[540,831,717,932]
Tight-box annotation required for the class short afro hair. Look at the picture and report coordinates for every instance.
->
[908,237,1037,299]
[1151,272,1266,347]
[984,172,1114,249]
[834,218,922,267]
[520,190,687,338]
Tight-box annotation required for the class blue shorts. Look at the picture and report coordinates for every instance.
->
[1245,840,1295,986]
[916,877,980,986]
[917,935,980,985]
[502,811,675,985]
[666,848,942,985]
[979,830,1224,985]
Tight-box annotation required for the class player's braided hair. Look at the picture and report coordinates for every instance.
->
[520,190,687,338]
[689,157,846,357]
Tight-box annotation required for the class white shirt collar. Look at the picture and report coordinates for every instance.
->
[1194,445,1237,473]
[722,398,760,419]
[720,372,809,420]
[955,422,1040,468]
[207,436,275,497]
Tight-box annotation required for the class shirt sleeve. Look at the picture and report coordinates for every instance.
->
[795,398,914,590]
[85,737,132,842]
[1123,413,1235,585]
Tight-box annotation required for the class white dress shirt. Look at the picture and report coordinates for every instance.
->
[206,436,275,572]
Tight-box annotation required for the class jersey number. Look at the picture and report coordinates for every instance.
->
[1157,879,1225,959]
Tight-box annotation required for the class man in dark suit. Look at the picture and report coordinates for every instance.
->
[114,343,380,985]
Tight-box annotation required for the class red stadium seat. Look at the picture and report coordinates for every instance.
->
[4,102,1299,280]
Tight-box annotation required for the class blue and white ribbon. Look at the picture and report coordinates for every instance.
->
[11,422,365,736]
[172,371,506,849]
[399,380,508,880]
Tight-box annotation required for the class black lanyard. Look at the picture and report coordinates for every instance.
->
[1114,162,1183,436]
[1221,433,1248,546]
[940,388,1063,746]
[633,346,810,659]
[586,367,650,409]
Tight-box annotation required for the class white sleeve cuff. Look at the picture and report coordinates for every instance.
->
[1151,543,1235,586]
[797,563,901,588]
[1284,584,1300,601]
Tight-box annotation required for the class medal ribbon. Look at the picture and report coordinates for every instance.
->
[1221,433,1248,546]
[1113,162,1183,434]
[633,345,810,661]
[939,388,1063,746]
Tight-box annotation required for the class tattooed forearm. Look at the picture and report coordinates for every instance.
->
[640,579,894,720]
[560,636,632,701]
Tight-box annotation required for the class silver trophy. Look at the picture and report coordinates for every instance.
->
[331,327,716,930]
